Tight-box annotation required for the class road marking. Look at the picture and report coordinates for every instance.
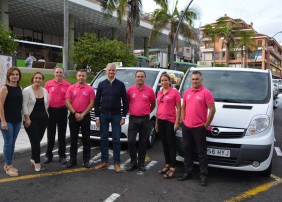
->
[145,155,151,162]
[108,158,131,170]
[90,153,101,165]
[137,161,158,175]
[225,174,282,202]
[104,193,120,202]
[274,147,282,156]
[40,145,72,157]
[0,167,92,184]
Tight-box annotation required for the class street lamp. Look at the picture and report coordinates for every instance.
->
[253,30,282,67]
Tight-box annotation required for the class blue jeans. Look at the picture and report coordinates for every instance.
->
[0,122,21,165]
[100,113,121,164]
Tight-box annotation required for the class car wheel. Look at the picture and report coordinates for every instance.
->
[260,161,272,177]
[147,120,156,148]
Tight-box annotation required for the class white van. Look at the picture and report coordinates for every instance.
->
[176,67,274,176]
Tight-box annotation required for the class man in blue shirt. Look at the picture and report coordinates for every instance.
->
[94,63,128,172]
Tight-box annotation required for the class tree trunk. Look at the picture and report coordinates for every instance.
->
[169,31,174,69]
[226,43,230,67]
[213,41,216,67]
[246,50,248,68]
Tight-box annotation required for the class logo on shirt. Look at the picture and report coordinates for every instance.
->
[51,87,55,91]
[166,95,173,99]
[83,92,89,96]
[187,94,190,99]
[61,87,66,92]
[131,93,136,98]
[196,95,202,100]
[74,91,77,95]
[142,94,148,98]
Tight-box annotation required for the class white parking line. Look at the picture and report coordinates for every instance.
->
[40,145,71,157]
[90,152,101,165]
[137,161,158,175]
[103,193,120,202]
[275,147,282,156]
[108,158,131,170]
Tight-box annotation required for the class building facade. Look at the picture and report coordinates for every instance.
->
[200,15,282,78]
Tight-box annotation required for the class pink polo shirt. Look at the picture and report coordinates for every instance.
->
[127,84,155,116]
[45,79,71,108]
[157,87,181,123]
[65,83,95,113]
[183,86,214,128]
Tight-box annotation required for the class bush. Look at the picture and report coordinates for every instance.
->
[0,23,18,55]
[71,33,136,73]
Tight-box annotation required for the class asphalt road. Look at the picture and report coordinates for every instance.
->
[1,109,282,202]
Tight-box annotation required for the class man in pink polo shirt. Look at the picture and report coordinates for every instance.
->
[126,70,156,172]
[44,66,71,165]
[178,71,215,186]
[65,70,95,168]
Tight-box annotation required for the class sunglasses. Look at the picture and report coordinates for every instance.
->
[160,95,164,103]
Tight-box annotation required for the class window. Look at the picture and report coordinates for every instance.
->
[257,40,262,47]
[221,42,225,49]
[186,48,190,53]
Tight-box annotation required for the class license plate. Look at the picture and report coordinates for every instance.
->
[90,124,99,130]
[207,148,230,157]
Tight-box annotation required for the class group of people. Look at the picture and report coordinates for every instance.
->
[0,63,215,186]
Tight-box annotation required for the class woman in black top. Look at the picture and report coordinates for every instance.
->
[22,72,49,172]
[0,67,23,177]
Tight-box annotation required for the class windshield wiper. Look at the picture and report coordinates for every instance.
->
[215,99,243,103]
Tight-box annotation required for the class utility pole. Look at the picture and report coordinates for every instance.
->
[63,0,69,77]
[170,0,194,69]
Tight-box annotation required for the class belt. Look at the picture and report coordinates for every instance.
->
[130,114,149,118]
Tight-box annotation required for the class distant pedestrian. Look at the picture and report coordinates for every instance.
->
[126,70,156,172]
[178,71,216,186]
[44,67,71,165]
[0,67,23,177]
[25,53,36,68]
[65,69,95,169]
[94,63,128,173]
[155,73,181,179]
[23,72,49,172]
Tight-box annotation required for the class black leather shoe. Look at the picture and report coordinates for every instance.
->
[43,157,52,164]
[138,164,146,172]
[59,157,67,164]
[84,161,91,168]
[126,164,137,172]
[66,160,76,168]
[178,173,192,181]
[200,175,207,186]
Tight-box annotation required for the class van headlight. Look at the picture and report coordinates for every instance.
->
[246,115,270,135]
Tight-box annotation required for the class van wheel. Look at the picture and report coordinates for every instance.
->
[260,161,272,177]
[147,120,156,148]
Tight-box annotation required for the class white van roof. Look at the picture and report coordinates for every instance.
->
[190,67,269,74]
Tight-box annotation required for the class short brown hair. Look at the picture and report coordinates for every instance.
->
[6,66,21,85]
[30,72,44,83]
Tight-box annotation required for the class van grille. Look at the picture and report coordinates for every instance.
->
[206,130,245,138]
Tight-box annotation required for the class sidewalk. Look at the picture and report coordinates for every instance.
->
[0,125,70,156]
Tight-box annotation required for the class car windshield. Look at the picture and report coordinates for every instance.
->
[273,80,279,84]
[180,70,270,104]
[91,69,159,90]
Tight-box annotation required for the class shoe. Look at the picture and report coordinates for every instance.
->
[138,164,146,172]
[126,163,137,172]
[94,162,109,170]
[84,161,91,169]
[200,175,207,186]
[158,166,170,175]
[114,164,122,173]
[66,160,77,168]
[34,163,45,172]
[178,173,192,181]
[59,157,67,164]
[163,169,175,179]
[5,167,18,177]
[4,165,18,172]
[43,157,52,164]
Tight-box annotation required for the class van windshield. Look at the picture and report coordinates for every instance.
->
[180,70,270,104]
[91,69,159,90]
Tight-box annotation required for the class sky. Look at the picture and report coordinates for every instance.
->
[142,0,282,43]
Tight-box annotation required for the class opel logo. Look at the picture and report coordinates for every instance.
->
[211,128,220,136]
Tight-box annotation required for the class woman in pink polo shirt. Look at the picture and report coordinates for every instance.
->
[155,73,181,179]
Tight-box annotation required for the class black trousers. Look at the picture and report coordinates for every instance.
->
[128,115,150,166]
[182,123,208,176]
[25,116,48,163]
[158,119,176,168]
[46,107,68,159]
[69,113,90,162]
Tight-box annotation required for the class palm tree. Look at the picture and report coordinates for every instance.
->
[149,0,197,66]
[202,24,220,67]
[99,0,167,50]
[237,30,257,68]
[216,18,241,67]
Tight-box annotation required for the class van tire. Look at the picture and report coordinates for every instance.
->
[147,120,156,148]
[260,161,272,177]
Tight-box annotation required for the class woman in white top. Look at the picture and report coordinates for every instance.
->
[22,72,49,171]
